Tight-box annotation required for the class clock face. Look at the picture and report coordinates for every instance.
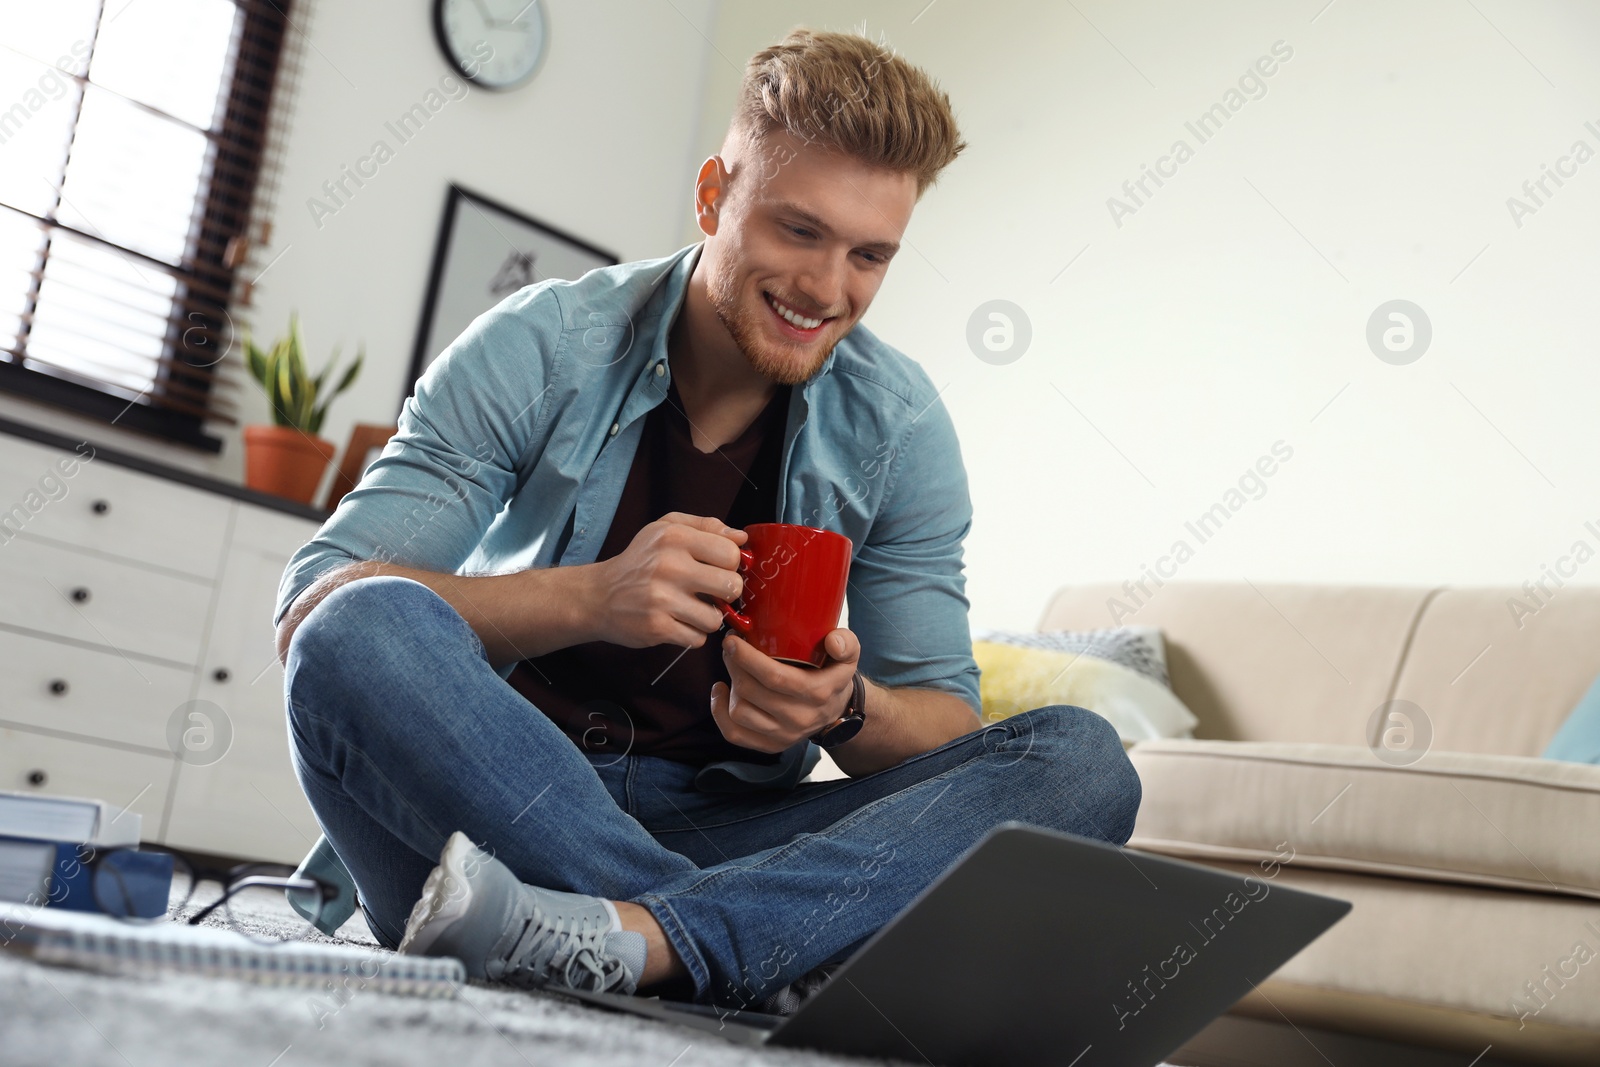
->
[434,0,547,91]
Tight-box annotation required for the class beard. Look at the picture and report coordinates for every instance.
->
[705,262,839,387]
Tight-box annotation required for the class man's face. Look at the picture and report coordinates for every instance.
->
[702,131,917,386]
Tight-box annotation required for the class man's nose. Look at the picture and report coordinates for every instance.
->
[794,251,847,314]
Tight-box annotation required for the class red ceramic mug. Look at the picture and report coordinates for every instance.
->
[716,523,853,668]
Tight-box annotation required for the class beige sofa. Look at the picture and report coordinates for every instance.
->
[1039,582,1600,1066]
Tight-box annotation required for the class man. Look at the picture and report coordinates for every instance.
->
[275,29,1139,1010]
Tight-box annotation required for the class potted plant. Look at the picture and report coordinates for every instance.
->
[242,314,364,505]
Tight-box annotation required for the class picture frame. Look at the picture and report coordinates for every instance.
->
[404,184,618,408]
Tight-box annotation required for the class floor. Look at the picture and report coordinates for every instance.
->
[1169,1016,1526,1067]
[0,949,868,1067]
[5,881,1507,1067]
[0,884,867,1067]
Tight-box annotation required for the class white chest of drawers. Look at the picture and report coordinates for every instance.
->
[0,424,324,864]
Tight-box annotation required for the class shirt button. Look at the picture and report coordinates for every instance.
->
[609,422,620,436]
[654,363,665,377]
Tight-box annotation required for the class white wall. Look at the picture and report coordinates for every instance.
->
[0,0,719,485]
[691,0,1600,630]
[8,0,1597,635]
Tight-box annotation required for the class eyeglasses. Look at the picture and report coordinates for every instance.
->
[88,845,335,944]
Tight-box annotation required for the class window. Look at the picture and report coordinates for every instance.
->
[0,1,291,451]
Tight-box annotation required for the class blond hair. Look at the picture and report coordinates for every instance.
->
[731,29,965,196]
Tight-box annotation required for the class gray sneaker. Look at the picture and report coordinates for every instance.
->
[397,831,646,994]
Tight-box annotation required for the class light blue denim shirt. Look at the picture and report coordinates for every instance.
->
[276,241,979,713]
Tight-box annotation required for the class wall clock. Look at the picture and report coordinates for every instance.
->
[433,0,547,91]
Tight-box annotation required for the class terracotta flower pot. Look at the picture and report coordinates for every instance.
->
[244,425,337,505]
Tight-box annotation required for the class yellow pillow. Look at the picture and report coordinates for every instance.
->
[972,640,1197,745]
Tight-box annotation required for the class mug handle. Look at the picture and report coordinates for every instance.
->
[716,548,756,633]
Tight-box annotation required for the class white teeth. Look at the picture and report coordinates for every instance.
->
[767,294,823,331]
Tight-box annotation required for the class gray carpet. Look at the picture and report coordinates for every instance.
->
[0,884,895,1067]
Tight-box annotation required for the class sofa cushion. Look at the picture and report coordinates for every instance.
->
[1036,583,1433,745]
[1128,740,1600,899]
[1389,587,1600,757]
[1201,862,1600,1062]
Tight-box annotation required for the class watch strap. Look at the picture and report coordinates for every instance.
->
[813,672,867,748]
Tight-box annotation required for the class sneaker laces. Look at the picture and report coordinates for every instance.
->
[502,903,631,993]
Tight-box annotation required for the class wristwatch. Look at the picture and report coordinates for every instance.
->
[812,672,867,749]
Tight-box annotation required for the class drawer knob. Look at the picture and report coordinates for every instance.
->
[70,587,90,604]
[48,679,68,696]
[212,667,230,683]
[25,769,46,787]
[91,499,110,515]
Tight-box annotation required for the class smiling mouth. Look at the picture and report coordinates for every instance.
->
[764,291,831,335]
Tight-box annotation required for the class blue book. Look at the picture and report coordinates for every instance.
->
[0,837,172,919]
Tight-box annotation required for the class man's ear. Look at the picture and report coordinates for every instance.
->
[693,156,729,237]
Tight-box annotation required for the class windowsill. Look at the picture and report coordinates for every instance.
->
[0,403,328,522]
[0,388,227,475]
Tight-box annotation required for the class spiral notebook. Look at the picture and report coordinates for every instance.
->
[0,902,463,997]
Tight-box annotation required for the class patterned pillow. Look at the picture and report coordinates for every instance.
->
[973,625,1170,688]
[970,626,1194,744]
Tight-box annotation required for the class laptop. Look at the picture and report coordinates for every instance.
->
[561,822,1351,1067]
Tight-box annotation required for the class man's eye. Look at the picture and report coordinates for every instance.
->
[786,225,814,239]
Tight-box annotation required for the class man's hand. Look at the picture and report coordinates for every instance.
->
[590,513,746,648]
[710,628,859,753]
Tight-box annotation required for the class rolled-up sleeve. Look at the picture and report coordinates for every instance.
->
[847,396,980,710]
[272,292,552,628]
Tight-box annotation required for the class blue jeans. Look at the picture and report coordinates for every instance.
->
[284,576,1141,1006]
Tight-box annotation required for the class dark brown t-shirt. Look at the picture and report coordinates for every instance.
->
[507,380,791,766]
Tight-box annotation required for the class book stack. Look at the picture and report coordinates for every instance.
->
[0,790,172,919]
